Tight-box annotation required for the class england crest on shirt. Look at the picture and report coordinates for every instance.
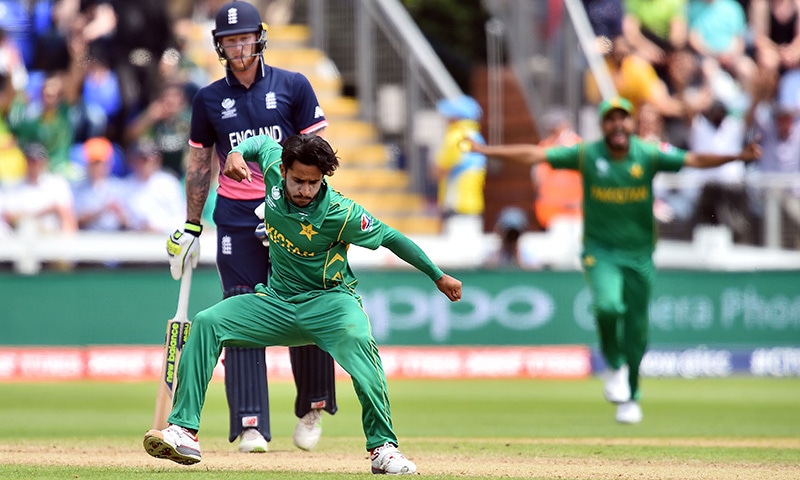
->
[265,92,277,110]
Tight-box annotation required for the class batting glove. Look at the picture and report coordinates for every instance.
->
[167,221,203,280]
[254,201,266,220]
[254,221,269,247]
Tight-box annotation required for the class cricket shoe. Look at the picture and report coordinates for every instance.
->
[143,424,201,465]
[616,401,643,424]
[602,365,630,403]
[293,408,322,451]
[370,442,417,475]
[238,428,268,453]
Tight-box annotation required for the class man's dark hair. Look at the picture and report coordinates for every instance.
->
[281,134,339,176]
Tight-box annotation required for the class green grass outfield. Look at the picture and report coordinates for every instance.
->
[0,377,798,479]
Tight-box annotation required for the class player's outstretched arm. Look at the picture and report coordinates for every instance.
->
[379,226,462,302]
[684,142,762,169]
[466,139,548,166]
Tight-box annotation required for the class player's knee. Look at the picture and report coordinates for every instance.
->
[330,326,372,356]
[193,307,220,330]
[594,299,626,321]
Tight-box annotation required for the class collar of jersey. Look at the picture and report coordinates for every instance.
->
[225,56,266,87]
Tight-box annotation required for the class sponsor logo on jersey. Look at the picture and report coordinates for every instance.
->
[221,98,237,119]
[314,105,325,118]
[265,91,277,109]
[595,158,609,176]
[658,142,675,153]
[360,213,373,232]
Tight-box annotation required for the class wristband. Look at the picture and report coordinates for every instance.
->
[184,221,203,237]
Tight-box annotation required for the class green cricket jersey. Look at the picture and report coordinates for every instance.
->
[230,135,443,297]
[546,136,686,254]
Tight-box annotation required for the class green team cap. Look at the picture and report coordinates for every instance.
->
[598,97,634,120]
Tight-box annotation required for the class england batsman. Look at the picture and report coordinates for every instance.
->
[166,0,336,452]
[469,97,760,423]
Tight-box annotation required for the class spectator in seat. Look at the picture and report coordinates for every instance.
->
[123,82,191,179]
[687,0,756,114]
[120,139,185,234]
[531,106,583,230]
[622,0,689,87]
[585,35,688,122]
[431,95,488,237]
[749,0,800,76]
[0,69,25,186]
[683,100,755,243]
[1,143,77,235]
[71,136,128,231]
[7,71,77,178]
[745,70,800,247]
[483,206,541,269]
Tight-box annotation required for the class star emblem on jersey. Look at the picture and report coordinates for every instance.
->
[583,255,596,267]
[299,223,318,241]
[629,164,643,179]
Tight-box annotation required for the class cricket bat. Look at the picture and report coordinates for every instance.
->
[152,264,193,430]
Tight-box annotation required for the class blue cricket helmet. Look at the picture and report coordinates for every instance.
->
[212,1,268,61]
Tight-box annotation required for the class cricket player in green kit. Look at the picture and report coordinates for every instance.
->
[144,133,463,474]
[469,97,760,424]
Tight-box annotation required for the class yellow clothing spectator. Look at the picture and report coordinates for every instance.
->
[432,95,487,236]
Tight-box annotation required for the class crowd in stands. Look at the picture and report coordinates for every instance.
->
[580,0,800,249]
[1,1,799,273]
[0,0,219,242]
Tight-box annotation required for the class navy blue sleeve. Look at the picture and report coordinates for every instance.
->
[189,87,215,148]
[290,72,328,134]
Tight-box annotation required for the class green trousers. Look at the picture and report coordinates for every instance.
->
[168,285,397,451]
[582,245,655,401]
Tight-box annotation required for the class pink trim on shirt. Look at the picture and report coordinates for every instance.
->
[218,164,266,200]
[301,120,329,134]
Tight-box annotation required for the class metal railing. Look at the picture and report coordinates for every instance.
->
[482,0,600,139]
[293,0,463,193]
[656,172,800,250]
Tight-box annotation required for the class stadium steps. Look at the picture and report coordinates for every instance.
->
[188,22,441,235]
[265,24,313,48]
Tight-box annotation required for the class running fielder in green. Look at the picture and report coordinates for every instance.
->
[144,133,463,474]
[469,97,760,424]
